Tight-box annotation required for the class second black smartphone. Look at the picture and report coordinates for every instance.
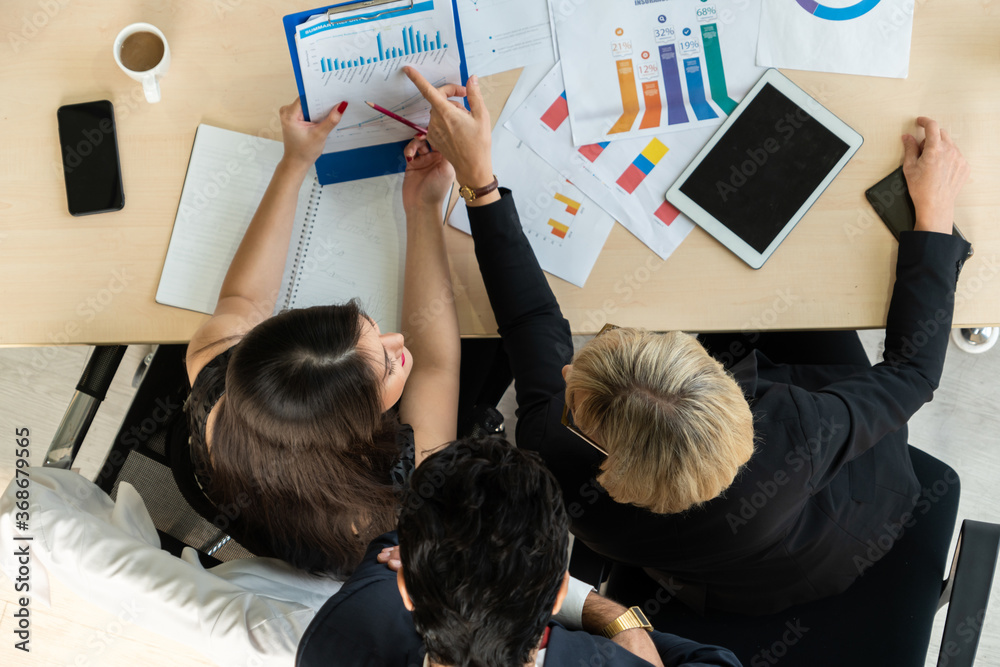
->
[57,100,125,216]
[865,166,971,257]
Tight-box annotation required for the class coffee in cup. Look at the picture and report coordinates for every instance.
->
[119,31,165,72]
[113,23,171,103]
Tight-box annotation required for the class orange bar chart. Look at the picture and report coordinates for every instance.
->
[554,193,581,215]
[548,219,569,238]
[638,81,662,129]
[609,60,640,134]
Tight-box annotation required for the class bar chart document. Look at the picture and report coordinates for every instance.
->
[756,0,913,78]
[294,1,463,154]
[552,0,763,145]
[449,128,615,287]
[506,64,711,260]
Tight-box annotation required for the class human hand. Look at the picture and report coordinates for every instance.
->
[377,545,402,571]
[902,117,971,235]
[612,629,664,667]
[403,66,493,189]
[402,135,456,212]
[279,98,348,169]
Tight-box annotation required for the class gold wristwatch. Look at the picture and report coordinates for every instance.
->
[458,175,499,202]
[599,606,653,639]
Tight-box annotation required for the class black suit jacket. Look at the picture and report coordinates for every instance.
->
[467,189,970,615]
[296,532,742,667]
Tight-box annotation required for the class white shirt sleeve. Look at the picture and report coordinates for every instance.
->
[0,468,343,667]
[551,574,594,630]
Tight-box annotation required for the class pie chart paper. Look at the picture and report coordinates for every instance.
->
[756,0,914,78]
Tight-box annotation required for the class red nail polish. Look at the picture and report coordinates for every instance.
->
[337,101,348,113]
[406,156,412,162]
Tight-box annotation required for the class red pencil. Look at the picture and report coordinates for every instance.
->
[365,101,429,135]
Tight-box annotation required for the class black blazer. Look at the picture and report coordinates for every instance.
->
[296,532,742,667]
[467,189,971,615]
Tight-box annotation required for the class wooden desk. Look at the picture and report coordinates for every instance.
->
[1,0,997,346]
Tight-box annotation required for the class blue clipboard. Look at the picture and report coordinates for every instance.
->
[282,0,469,185]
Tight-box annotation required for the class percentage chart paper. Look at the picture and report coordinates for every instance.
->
[553,0,764,145]
[294,1,463,154]
[756,0,914,78]
[506,63,714,260]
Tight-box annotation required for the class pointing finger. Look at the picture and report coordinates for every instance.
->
[404,66,455,115]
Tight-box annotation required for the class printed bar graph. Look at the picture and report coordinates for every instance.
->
[541,91,570,131]
[654,201,680,226]
[548,219,569,239]
[326,26,446,71]
[638,81,662,129]
[700,24,738,114]
[658,45,689,125]
[609,60,640,134]
[683,57,718,120]
[578,141,610,162]
[554,193,581,215]
[616,138,668,194]
[548,192,581,239]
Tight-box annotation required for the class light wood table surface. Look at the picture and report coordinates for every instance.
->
[1,0,997,346]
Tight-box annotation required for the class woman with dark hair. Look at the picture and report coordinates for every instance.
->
[184,96,462,576]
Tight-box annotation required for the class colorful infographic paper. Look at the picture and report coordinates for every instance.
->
[553,0,764,145]
[756,0,913,78]
[449,127,615,287]
[506,64,715,260]
[294,1,462,153]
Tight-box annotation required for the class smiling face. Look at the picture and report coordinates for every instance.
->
[355,314,412,411]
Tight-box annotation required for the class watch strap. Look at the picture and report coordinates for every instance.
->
[459,175,499,201]
[599,606,652,639]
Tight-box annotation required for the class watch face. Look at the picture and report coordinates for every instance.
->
[459,185,475,201]
[630,606,651,628]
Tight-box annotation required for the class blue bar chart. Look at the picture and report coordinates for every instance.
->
[682,57,718,120]
[319,26,446,71]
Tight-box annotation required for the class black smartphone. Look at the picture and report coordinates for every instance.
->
[865,167,971,257]
[57,100,125,216]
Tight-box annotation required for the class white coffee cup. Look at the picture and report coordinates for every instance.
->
[113,23,170,103]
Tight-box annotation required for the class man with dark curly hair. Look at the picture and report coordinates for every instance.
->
[296,435,741,667]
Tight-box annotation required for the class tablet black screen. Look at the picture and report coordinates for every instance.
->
[679,83,849,253]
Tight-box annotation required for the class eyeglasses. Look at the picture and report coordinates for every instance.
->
[561,323,620,457]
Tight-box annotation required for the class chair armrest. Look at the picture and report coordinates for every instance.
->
[935,519,1000,667]
[43,345,127,469]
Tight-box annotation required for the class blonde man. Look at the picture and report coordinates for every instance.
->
[445,105,970,615]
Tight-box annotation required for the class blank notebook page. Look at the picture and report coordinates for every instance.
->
[156,125,313,316]
[288,175,406,332]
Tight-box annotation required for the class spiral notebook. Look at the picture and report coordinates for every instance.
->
[156,124,406,330]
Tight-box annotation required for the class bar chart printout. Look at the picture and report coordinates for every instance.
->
[446,128,616,287]
[504,63,701,260]
[549,193,581,238]
[295,0,463,153]
[319,27,447,70]
[554,0,765,145]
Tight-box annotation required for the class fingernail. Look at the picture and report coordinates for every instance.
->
[390,560,401,568]
[406,156,412,162]
[337,101,348,113]
[470,75,478,85]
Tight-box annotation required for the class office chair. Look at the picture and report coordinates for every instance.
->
[569,447,999,667]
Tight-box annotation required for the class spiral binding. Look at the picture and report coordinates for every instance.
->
[282,176,322,310]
